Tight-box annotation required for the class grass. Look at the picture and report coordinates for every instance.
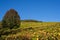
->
[1,21,60,40]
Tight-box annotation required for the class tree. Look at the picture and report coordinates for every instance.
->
[2,9,20,29]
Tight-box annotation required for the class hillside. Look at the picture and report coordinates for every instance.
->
[0,21,60,40]
[21,20,42,22]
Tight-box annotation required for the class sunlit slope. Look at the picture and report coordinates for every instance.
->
[21,21,60,28]
[5,21,60,40]
[1,21,60,40]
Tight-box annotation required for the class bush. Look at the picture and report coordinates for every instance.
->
[2,9,20,29]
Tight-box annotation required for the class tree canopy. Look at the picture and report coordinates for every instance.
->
[2,9,20,29]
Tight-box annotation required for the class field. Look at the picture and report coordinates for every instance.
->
[1,21,60,40]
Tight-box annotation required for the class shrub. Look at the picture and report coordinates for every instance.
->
[2,9,20,29]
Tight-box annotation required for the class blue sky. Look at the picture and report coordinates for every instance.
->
[0,0,60,22]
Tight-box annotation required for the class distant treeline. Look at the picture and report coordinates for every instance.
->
[21,20,43,22]
[0,20,42,23]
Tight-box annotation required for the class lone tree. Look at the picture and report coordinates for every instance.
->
[2,9,20,29]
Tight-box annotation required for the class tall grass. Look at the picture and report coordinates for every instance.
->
[1,21,60,40]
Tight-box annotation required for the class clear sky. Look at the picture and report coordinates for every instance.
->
[0,0,60,22]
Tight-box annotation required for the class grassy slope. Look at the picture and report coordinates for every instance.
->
[4,21,60,40]
[20,21,60,34]
[21,21,59,28]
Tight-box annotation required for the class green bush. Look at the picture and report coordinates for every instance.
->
[2,9,20,29]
